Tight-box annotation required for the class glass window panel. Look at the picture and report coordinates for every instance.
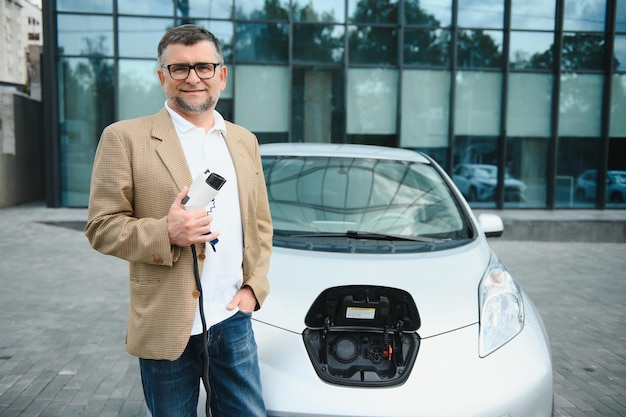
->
[614,35,626,72]
[235,23,288,62]
[57,57,115,206]
[348,0,399,24]
[558,73,603,137]
[347,68,398,135]
[293,24,345,63]
[405,0,452,27]
[607,138,626,207]
[117,0,173,15]
[511,0,555,30]
[57,15,113,56]
[220,68,233,99]
[217,77,234,122]
[57,0,112,13]
[510,31,554,69]
[292,68,345,143]
[507,73,552,137]
[400,70,450,148]
[556,137,600,207]
[118,18,172,58]
[561,32,605,70]
[454,71,501,136]
[404,28,450,66]
[505,136,548,207]
[234,65,289,132]
[457,30,503,68]
[451,136,499,208]
[617,0,626,32]
[563,0,606,31]
[610,74,626,136]
[348,26,398,65]
[293,0,345,22]
[187,0,233,19]
[187,20,234,62]
[458,0,504,29]
[118,60,164,120]
[453,138,535,208]
[234,0,289,20]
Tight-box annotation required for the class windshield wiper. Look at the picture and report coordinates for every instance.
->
[286,230,444,244]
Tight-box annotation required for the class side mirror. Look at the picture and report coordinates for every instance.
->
[477,213,503,238]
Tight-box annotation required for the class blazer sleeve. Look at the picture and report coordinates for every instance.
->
[84,119,180,267]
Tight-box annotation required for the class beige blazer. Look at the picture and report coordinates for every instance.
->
[85,108,272,360]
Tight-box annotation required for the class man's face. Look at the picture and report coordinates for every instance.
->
[158,40,227,117]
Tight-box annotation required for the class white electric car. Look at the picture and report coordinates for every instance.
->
[200,143,553,417]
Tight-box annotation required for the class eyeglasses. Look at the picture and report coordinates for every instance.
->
[161,63,221,80]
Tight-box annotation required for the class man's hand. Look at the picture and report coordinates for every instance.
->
[167,186,220,246]
[227,286,258,313]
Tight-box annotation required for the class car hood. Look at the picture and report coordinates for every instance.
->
[504,177,525,188]
[254,239,493,338]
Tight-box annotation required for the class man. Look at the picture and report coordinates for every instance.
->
[85,24,272,417]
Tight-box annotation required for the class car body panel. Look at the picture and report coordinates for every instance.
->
[259,142,433,164]
[253,316,552,417]
[254,240,491,339]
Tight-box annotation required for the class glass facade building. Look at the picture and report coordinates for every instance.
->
[42,0,626,209]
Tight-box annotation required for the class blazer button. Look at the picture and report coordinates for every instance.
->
[152,255,163,264]
[192,290,201,299]
[198,253,206,260]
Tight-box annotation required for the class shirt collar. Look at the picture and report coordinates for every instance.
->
[164,101,227,136]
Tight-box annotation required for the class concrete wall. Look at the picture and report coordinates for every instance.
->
[0,89,45,207]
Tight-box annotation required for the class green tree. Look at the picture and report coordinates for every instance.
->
[560,33,619,70]
[530,33,620,70]
[348,0,451,66]
[403,0,441,26]
[457,29,502,68]
[76,35,115,138]
[348,0,399,64]
[351,0,398,24]
[404,28,450,66]
[291,1,344,62]
[235,0,289,61]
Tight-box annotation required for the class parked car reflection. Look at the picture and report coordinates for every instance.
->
[452,163,526,202]
[575,169,626,203]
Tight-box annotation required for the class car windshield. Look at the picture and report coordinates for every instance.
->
[262,155,473,253]
[610,171,626,185]
[473,166,496,178]
[472,165,513,179]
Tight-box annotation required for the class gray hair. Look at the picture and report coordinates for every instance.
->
[157,24,224,65]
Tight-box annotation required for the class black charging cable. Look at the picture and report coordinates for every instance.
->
[191,243,212,417]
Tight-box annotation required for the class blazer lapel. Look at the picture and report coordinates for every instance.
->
[152,108,193,191]
[222,128,250,225]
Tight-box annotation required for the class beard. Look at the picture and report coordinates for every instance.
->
[169,95,217,114]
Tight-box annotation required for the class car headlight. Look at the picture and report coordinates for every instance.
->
[478,257,524,357]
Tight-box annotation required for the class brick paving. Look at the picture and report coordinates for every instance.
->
[0,202,625,417]
[489,239,626,417]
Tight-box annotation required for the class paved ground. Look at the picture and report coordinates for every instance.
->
[489,239,626,417]
[0,202,624,417]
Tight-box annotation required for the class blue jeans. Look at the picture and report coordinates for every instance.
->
[139,311,266,417]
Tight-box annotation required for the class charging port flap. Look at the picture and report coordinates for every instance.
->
[302,285,420,387]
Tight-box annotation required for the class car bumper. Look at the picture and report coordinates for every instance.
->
[253,320,552,417]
